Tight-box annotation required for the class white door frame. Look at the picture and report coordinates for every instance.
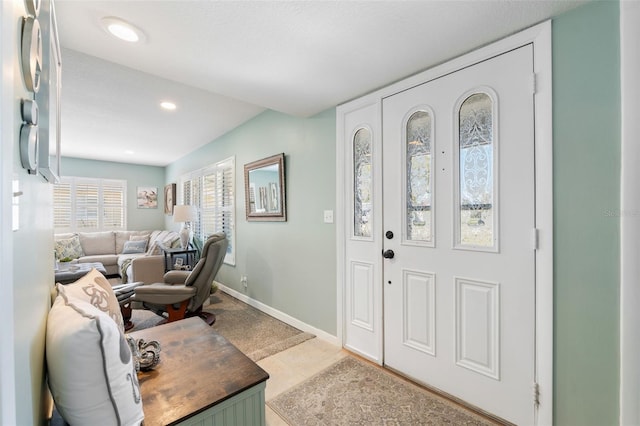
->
[620,3,640,424]
[336,21,553,425]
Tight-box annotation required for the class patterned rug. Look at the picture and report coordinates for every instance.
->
[268,356,498,426]
[127,291,314,361]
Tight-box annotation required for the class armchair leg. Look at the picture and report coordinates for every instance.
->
[165,300,189,322]
[120,301,134,331]
[186,305,216,326]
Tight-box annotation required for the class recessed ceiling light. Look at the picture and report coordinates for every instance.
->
[160,101,177,111]
[125,150,135,155]
[101,17,145,43]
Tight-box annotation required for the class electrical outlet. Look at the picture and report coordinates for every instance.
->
[323,210,334,224]
[241,275,248,288]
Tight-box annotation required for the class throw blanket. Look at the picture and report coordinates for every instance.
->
[120,258,134,284]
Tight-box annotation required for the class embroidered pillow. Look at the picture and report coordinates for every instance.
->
[58,268,124,333]
[46,293,144,425]
[122,240,147,254]
[54,235,83,260]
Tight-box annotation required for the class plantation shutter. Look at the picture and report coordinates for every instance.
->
[53,181,72,230]
[103,180,126,229]
[179,156,235,265]
[74,180,99,230]
[217,159,234,262]
[53,177,127,232]
[201,172,217,239]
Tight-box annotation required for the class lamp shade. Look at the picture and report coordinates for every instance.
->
[173,205,197,223]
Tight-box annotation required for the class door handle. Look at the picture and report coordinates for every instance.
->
[382,249,395,259]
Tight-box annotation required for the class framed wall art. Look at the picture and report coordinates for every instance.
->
[164,183,176,215]
[137,186,158,209]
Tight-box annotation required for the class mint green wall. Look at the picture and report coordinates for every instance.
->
[2,2,54,423]
[553,2,620,425]
[166,109,337,334]
[60,157,166,231]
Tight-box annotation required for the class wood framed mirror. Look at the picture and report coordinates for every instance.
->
[244,153,286,222]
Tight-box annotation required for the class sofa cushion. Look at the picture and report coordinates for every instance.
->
[47,289,144,425]
[115,231,150,254]
[122,240,147,254]
[58,268,124,333]
[54,235,84,260]
[79,231,116,256]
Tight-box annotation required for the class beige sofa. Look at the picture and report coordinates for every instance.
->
[54,230,180,284]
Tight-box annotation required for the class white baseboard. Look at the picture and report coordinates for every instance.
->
[217,282,339,346]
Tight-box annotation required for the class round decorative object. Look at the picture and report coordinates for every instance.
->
[21,99,38,125]
[21,17,42,93]
[126,336,161,371]
[20,123,39,174]
[24,0,41,17]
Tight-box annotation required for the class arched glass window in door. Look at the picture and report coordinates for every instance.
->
[457,92,495,249]
[353,127,372,238]
[406,110,433,243]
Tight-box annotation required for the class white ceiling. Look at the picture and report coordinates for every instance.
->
[55,0,588,166]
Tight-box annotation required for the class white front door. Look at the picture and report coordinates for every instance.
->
[382,45,536,424]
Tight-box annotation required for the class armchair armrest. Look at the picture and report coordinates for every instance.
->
[129,255,165,284]
[163,270,191,284]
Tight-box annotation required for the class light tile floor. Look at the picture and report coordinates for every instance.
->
[257,337,348,425]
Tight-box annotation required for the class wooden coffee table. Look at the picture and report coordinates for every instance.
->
[128,317,269,425]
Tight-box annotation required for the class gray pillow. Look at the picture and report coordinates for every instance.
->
[122,240,147,254]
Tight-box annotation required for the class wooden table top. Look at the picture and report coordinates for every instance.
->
[129,317,270,426]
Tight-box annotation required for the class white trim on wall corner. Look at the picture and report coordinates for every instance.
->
[620,3,640,425]
[217,283,340,346]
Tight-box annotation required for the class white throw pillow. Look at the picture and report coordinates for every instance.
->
[47,291,144,425]
[59,268,124,333]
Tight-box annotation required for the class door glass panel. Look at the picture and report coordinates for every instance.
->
[458,93,494,248]
[406,110,433,243]
[354,128,372,238]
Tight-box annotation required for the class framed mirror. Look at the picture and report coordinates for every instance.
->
[36,0,61,183]
[244,153,286,222]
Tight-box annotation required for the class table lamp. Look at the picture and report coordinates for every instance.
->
[173,204,197,249]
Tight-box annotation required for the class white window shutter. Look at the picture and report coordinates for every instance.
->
[53,177,127,232]
[179,156,235,265]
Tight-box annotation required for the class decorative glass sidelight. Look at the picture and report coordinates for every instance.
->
[458,93,495,248]
[354,128,372,238]
[406,110,433,243]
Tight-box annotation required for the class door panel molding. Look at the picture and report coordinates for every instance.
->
[402,268,436,356]
[349,260,375,331]
[454,277,500,380]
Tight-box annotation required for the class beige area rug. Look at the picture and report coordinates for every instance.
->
[127,291,315,361]
[268,356,497,426]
